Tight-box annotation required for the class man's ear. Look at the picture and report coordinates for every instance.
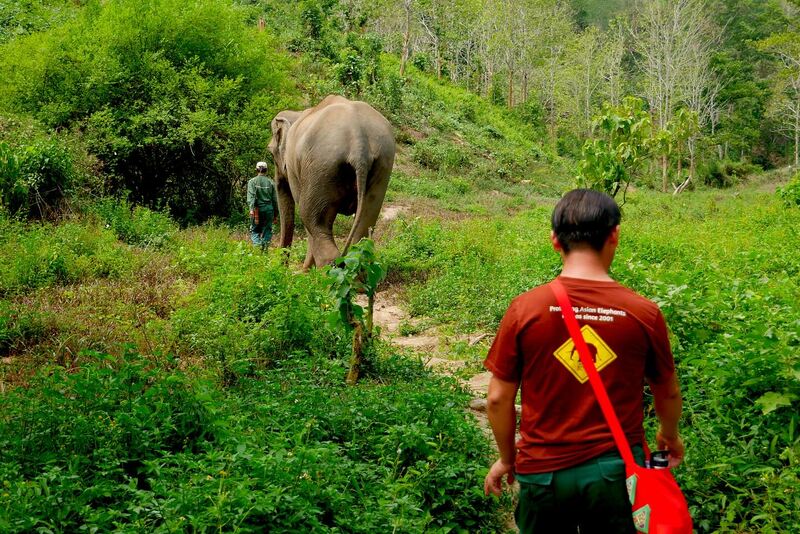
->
[608,225,620,246]
[551,231,563,252]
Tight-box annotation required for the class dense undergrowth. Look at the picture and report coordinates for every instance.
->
[0,205,507,532]
[383,188,800,532]
[0,350,500,532]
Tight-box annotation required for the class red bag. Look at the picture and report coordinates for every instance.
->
[551,279,692,534]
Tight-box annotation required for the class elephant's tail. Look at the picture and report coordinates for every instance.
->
[342,157,370,255]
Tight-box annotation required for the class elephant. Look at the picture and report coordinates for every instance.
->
[268,95,396,269]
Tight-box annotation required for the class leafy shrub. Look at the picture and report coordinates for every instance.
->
[336,32,383,95]
[0,347,505,532]
[0,0,81,44]
[411,52,431,72]
[0,352,227,532]
[90,197,176,248]
[777,170,800,207]
[0,0,294,223]
[170,255,342,381]
[411,136,470,171]
[700,159,760,188]
[577,97,652,196]
[0,219,133,295]
[0,140,75,217]
[365,69,405,118]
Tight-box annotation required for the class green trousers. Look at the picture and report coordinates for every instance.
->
[515,447,645,534]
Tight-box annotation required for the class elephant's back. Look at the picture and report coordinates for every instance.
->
[293,101,395,160]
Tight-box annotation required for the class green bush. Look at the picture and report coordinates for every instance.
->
[0,349,505,532]
[170,256,343,380]
[700,159,760,188]
[0,139,76,217]
[777,170,800,207]
[411,136,470,171]
[0,0,81,44]
[90,197,176,248]
[0,219,133,295]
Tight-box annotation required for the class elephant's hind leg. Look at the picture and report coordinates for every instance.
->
[301,202,340,268]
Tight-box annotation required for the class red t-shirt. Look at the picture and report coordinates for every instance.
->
[484,276,675,474]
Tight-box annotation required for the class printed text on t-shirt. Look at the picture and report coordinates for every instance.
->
[549,305,628,323]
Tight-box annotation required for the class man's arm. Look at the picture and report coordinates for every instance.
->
[648,372,684,467]
[247,179,256,210]
[484,375,519,496]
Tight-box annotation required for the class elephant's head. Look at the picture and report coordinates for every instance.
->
[268,110,301,248]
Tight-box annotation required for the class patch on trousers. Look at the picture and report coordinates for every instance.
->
[632,504,651,533]
[553,324,618,383]
[626,473,638,505]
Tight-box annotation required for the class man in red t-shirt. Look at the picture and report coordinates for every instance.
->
[483,189,684,533]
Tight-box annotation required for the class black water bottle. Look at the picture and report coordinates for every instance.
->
[650,450,670,469]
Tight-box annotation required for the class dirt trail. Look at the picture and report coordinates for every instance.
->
[369,291,520,531]
[366,291,506,435]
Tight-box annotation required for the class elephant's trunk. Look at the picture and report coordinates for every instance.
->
[277,178,295,248]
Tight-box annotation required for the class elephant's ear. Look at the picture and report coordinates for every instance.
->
[273,117,292,175]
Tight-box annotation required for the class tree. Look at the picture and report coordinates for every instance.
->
[562,25,605,136]
[758,32,800,168]
[483,0,529,108]
[327,239,387,385]
[577,96,652,197]
[631,0,716,190]
[399,0,414,75]
[601,17,627,107]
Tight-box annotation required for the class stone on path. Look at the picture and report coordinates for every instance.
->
[468,371,493,396]
[393,335,438,350]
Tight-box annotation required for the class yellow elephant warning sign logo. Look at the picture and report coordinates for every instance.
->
[553,325,617,383]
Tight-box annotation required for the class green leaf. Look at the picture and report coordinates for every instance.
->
[754,391,797,415]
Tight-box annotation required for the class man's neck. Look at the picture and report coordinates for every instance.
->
[559,249,614,282]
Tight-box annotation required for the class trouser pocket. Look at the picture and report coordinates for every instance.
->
[515,472,559,533]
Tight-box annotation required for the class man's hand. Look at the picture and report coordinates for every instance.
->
[484,458,515,496]
[656,429,685,468]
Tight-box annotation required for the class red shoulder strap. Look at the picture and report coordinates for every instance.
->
[550,278,636,468]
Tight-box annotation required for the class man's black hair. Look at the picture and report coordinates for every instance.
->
[551,189,621,253]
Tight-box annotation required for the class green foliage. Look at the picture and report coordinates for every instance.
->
[327,239,387,331]
[700,159,760,188]
[336,33,383,95]
[0,216,506,530]
[171,253,338,383]
[0,0,294,223]
[0,352,502,532]
[577,97,652,196]
[777,170,800,207]
[327,239,388,384]
[411,135,470,172]
[0,139,76,217]
[0,0,81,44]
[90,197,177,248]
[0,218,134,296]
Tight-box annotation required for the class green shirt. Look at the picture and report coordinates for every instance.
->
[247,174,278,214]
